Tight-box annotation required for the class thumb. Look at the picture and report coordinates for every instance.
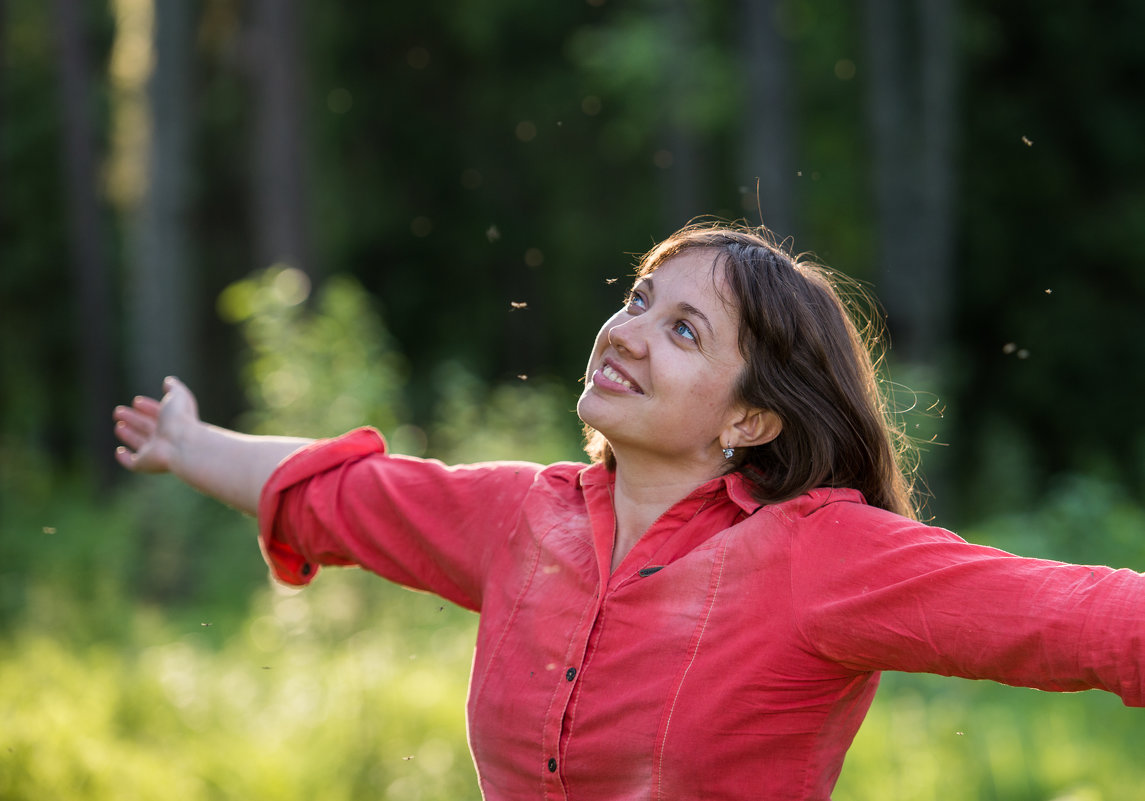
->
[163,375,195,406]
[161,375,200,422]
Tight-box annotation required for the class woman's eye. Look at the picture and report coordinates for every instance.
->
[674,321,696,341]
[625,291,647,311]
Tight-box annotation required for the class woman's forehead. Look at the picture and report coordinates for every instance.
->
[640,244,724,276]
[638,250,741,322]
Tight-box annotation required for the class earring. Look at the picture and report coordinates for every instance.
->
[722,446,735,460]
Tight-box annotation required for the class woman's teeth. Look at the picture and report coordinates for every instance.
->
[603,364,636,391]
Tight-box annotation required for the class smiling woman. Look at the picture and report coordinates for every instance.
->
[112,219,1145,801]
[581,224,914,520]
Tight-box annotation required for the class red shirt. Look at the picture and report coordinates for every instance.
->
[258,428,1145,800]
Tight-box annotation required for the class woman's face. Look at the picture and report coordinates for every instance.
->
[577,249,754,469]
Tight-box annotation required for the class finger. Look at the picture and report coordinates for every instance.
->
[114,420,149,452]
[132,395,162,417]
[115,445,137,471]
[162,377,196,413]
[116,406,158,438]
[112,402,147,421]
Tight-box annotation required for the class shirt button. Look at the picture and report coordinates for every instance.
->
[565,667,576,681]
[548,757,557,773]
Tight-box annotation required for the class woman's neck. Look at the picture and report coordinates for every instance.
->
[609,453,722,571]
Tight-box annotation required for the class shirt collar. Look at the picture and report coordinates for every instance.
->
[577,462,763,516]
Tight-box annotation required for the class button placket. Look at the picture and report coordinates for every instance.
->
[541,585,601,792]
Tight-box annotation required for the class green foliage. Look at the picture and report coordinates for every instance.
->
[1,575,480,801]
[5,0,1145,521]
[218,266,409,439]
[839,671,1145,801]
[964,472,1145,570]
[952,1,1145,505]
[218,264,585,465]
[566,5,742,139]
[427,362,584,465]
[0,1,82,458]
[0,462,261,641]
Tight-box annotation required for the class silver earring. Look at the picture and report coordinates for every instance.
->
[722,446,735,460]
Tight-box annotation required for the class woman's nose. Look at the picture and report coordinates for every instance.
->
[606,316,648,358]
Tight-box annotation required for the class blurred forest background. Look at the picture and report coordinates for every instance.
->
[4,0,1145,799]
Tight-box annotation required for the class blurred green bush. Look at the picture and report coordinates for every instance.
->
[1,574,481,801]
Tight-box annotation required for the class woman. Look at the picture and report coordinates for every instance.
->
[113,222,1145,800]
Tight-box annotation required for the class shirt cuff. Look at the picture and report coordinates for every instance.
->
[256,427,387,585]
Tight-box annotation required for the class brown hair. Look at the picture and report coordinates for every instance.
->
[583,221,919,520]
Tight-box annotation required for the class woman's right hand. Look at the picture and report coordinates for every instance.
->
[113,376,200,474]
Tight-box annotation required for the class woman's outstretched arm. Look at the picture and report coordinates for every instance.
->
[113,376,313,516]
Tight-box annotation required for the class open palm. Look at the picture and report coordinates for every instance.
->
[112,376,199,474]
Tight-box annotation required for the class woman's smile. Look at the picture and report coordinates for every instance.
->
[594,359,644,394]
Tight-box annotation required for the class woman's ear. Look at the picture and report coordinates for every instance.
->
[726,408,782,449]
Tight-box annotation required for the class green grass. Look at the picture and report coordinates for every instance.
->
[1,572,481,801]
[839,672,1145,801]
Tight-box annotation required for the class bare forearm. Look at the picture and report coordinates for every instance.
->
[172,421,312,516]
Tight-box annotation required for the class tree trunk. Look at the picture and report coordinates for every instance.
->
[660,0,703,231]
[863,0,958,514]
[865,0,915,352]
[124,0,196,393]
[739,0,796,240]
[918,0,956,359]
[863,0,956,365]
[246,0,311,275]
[51,0,117,484]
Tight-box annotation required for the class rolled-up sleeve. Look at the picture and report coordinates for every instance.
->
[789,501,1145,707]
[257,427,543,611]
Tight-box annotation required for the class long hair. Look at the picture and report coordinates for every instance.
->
[583,221,919,520]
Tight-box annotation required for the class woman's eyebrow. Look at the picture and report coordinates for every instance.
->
[679,302,715,338]
[639,277,715,338]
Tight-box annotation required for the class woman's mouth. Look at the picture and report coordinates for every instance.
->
[596,361,643,394]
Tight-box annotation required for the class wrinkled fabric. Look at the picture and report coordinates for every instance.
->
[259,428,1145,801]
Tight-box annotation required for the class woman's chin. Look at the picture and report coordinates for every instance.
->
[577,391,621,431]
[575,389,602,427]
